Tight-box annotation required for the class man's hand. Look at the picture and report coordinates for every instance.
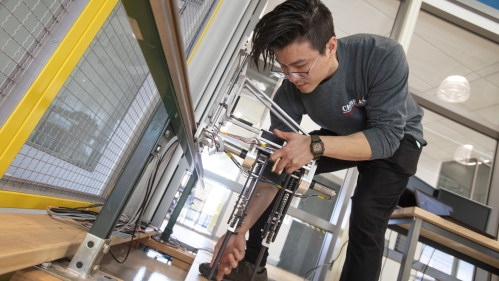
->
[210,232,246,281]
[271,128,314,174]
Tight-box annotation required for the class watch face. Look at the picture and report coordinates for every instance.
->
[313,143,322,152]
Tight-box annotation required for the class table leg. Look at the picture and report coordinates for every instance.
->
[397,217,423,281]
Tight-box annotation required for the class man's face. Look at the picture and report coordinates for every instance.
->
[274,37,338,94]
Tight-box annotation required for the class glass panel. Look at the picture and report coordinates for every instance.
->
[415,108,496,197]
[407,10,499,278]
[456,260,474,281]
[176,179,231,236]
[267,215,327,279]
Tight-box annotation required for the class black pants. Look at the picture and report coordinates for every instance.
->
[245,130,422,281]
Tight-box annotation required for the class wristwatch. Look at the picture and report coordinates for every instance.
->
[310,135,325,160]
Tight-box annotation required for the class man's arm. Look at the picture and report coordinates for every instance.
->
[211,182,278,281]
[236,182,279,233]
[271,129,371,174]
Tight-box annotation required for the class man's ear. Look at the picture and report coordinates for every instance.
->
[326,36,337,57]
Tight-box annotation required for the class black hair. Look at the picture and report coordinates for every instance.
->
[251,0,335,70]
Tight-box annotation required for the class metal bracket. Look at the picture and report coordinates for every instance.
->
[35,259,119,281]
[67,233,112,278]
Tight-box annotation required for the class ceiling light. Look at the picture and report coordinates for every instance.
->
[437,75,470,103]
[453,144,473,165]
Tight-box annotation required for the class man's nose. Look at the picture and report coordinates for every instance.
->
[288,74,300,83]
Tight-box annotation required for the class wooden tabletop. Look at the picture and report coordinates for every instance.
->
[391,207,499,268]
[0,212,156,275]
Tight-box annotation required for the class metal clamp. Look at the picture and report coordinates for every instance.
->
[67,233,112,279]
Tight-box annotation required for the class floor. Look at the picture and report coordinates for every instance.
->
[99,224,304,281]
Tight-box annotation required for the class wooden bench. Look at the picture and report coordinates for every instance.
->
[0,213,156,275]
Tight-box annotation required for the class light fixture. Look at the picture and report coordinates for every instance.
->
[180,171,192,187]
[437,75,470,103]
[453,144,473,165]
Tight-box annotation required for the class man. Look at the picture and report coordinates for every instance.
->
[200,0,425,280]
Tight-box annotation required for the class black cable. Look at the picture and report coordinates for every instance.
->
[108,228,136,264]
[421,247,436,280]
[302,240,349,281]
[108,140,177,264]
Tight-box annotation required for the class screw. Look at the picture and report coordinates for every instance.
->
[87,241,94,248]
[103,244,110,254]
[53,39,58,43]
[76,261,83,268]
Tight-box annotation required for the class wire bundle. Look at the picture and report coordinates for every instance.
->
[293,193,334,202]
[302,240,349,280]
[46,205,137,234]
[46,138,179,264]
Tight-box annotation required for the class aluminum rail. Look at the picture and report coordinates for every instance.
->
[150,0,204,179]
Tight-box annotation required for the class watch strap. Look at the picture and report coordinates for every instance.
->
[310,135,324,160]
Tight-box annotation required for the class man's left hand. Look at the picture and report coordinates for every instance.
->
[270,129,314,174]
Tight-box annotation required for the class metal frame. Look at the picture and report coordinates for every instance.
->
[159,170,198,242]
[388,216,499,281]
[315,168,359,281]
[390,0,422,52]
[383,246,461,281]
[0,0,88,128]
[422,0,499,44]
[67,103,171,277]
[451,0,499,23]
[0,0,118,179]
[192,0,267,121]
[149,0,203,178]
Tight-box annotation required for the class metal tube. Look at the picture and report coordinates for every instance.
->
[250,246,267,281]
[245,79,309,136]
[228,116,260,134]
[470,161,480,199]
[223,141,245,157]
[208,230,234,280]
[311,181,337,198]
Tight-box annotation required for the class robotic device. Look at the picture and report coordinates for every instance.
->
[194,51,336,281]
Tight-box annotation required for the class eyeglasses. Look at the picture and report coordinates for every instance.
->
[270,54,321,79]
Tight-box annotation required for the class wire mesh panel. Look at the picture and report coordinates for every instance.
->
[0,0,74,120]
[177,0,218,58]
[1,0,216,202]
[1,2,161,202]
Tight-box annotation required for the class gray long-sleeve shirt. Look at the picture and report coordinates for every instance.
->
[269,34,426,160]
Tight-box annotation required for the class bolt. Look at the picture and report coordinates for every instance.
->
[103,244,110,254]
[93,265,100,272]
[76,261,83,268]
[87,241,94,248]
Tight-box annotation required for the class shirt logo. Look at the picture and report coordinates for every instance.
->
[342,98,367,116]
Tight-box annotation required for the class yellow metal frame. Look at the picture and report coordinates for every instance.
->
[0,0,118,178]
[186,0,224,65]
[0,190,94,210]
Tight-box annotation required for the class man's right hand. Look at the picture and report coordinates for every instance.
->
[210,231,246,281]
